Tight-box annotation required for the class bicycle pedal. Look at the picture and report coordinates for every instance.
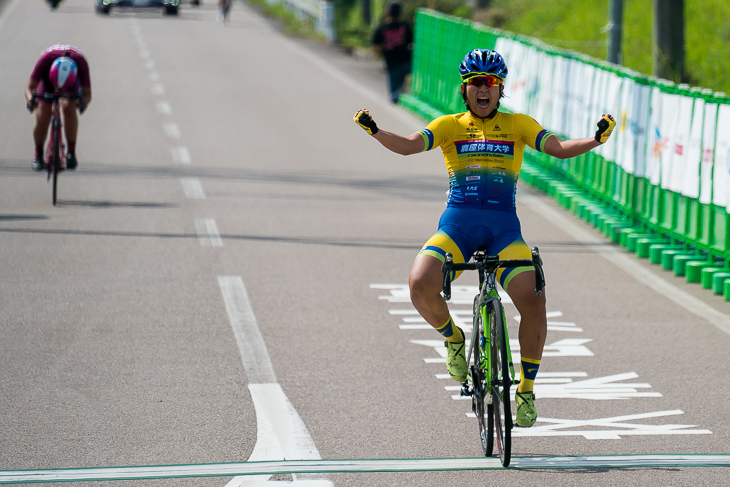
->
[460,383,472,397]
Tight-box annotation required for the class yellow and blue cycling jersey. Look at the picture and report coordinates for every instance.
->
[417,111,554,289]
[419,111,553,209]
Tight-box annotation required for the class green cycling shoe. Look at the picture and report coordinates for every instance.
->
[445,327,467,382]
[515,391,537,427]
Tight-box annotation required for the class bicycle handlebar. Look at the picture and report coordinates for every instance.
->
[37,92,82,101]
[28,91,84,113]
[441,247,545,301]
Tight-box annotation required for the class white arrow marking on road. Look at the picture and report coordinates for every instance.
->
[506,410,712,439]
[217,277,332,487]
[448,372,661,401]
[413,337,594,363]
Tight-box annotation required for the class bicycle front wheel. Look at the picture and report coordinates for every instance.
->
[50,122,60,206]
[471,296,493,457]
[489,301,512,467]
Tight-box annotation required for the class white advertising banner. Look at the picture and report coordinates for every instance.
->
[599,71,623,164]
[632,83,651,178]
[699,101,718,205]
[668,94,694,193]
[712,104,730,209]
[659,92,681,190]
[682,96,704,199]
[590,68,609,159]
[565,60,592,139]
[533,54,555,126]
[616,77,634,173]
[550,56,569,135]
[645,87,663,186]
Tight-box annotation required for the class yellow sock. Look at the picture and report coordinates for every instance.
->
[436,317,463,343]
[517,357,541,393]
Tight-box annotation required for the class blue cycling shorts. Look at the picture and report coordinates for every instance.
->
[418,207,534,291]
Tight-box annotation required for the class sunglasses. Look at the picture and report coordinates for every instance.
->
[465,75,503,87]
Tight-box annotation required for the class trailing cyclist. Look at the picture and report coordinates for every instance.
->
[354,48,615,428]
[25,44,92,172]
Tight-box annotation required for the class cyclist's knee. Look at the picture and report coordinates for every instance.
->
[60,101,78,117]
[506,273,546,312]
[35,103,51,122]
[409,256,443,302]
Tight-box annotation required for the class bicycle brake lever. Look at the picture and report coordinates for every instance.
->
[442,253,453,301]
[531,247,545,296]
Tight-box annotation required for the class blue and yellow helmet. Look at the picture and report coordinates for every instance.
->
[459,49,508,82]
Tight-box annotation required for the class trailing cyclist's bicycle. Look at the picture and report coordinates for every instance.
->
[28,91,83,206]
[442,247,544,467]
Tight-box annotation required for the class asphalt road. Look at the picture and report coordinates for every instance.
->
[1,1,729,486]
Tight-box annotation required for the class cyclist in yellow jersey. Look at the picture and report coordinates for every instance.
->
[354,48,615,427]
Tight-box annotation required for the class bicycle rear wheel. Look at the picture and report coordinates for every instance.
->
[489,301,511,467]
[471,296,493,457]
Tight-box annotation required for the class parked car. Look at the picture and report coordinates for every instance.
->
[95,0,180,15]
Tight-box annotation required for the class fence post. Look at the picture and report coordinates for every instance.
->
[320,0,336,44]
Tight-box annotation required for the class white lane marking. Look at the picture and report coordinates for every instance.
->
[217,277,331,487]
[162,122,180,138]
[145,60,156,70]
[180,178,205,199]
[194,218,222,247]
[155,100,171,114]
[149,72,161,83]
[171,146,191,164]
[520,194,730,336]
[217,276,277,384]
[139,50,150,59]
[0,0,22,32]
[2,454,729,482]
[151,83,165,96]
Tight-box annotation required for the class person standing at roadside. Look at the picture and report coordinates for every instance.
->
[372,1,413,104]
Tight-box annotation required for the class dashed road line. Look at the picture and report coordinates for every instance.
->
[162,121,180,138]
[194,218,222,247]
[180,178,205,199]
[171,146,191,164]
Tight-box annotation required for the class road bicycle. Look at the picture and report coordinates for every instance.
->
[29,91,82,206]
[441,247,544,467]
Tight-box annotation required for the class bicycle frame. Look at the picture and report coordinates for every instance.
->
[442,248,544,465]
[36,92,80,206]
[474,269,517,393]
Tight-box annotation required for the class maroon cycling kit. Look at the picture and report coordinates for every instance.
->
[30,44,91,100]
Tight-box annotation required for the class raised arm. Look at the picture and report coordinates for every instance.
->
[543,114,615,160]
[354,109,425,155]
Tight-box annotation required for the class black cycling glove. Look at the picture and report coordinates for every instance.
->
[354,109,379,135]
[595,114,616,144]
[26,93,37,113]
